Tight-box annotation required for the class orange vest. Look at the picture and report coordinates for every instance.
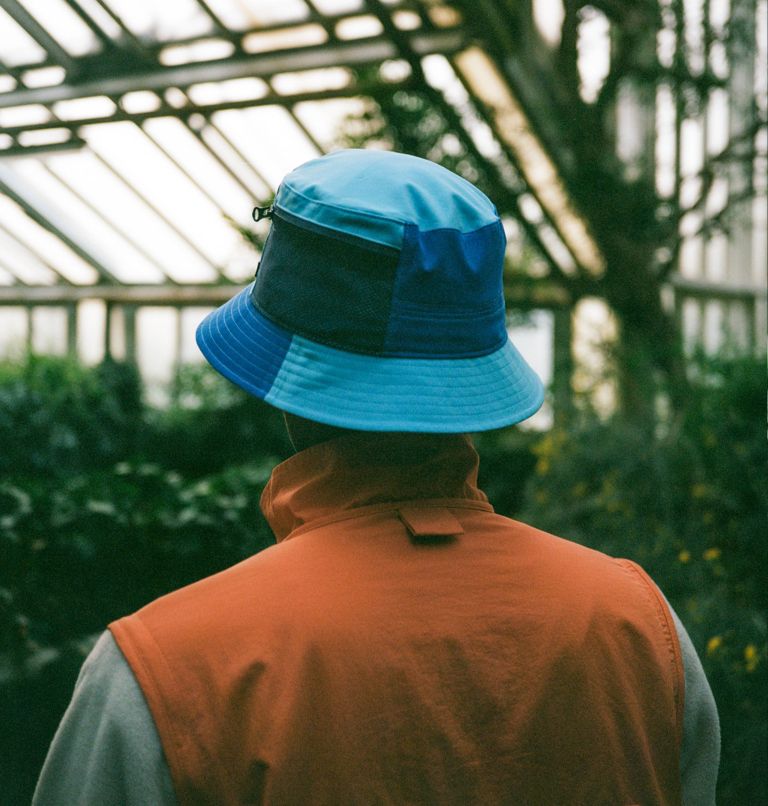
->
[109,434,684,806]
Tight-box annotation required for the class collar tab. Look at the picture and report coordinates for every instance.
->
[398,506,465,544]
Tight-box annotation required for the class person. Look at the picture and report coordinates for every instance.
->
[34,149,719,805]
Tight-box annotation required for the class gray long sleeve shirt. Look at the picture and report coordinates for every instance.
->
[33,600,720,806]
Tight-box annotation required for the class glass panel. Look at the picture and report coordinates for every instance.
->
[509,309,553,429]
[655,84,676,197]
[53,96,117,121]
[0,263,15,284]
[159,38,235,66]
[101,0,213,40]
[706,88,729,154]
[533,0,564,45]
[334,15,384,40]
[577,7,610,103]
[31,306,67,355]
[392,10,422,30]
[46,145,217,283]
[20,65,66,88]
[294,97,367,150]
[311,0,363,14]
[18,0,100,56]
[142,117,253,219]
[212,0,310,27]
[8,158,165,283]
[77,299,106,364]
[82,121,233,278]
[0,7,46,66]
[179,307,212,363]
[136,307,178,395]
[0,308,29,357]
[187,77,269,106]
[0,104,51,128]
[119,91,161,114]
[0,227,58,284]
[213,106,320,186]
[198,121,272,199]
[17,128,73,148]
[0,194,99,284]
[241,24,326,53]
[271,67,352,95]
[427,5,463,28]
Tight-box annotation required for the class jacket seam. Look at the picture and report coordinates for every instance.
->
[616,559,686,746]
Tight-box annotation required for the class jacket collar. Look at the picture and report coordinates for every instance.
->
[260,433,489,542]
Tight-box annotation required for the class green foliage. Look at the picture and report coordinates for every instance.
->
[517,354,767,805]
[0,356,290,804]
[0,355,143,477]
[1,461,275,656]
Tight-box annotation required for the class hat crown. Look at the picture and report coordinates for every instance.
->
[254,149,508,360]
[277,149,499,247]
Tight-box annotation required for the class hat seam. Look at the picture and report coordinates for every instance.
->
[272,206,400,257]
[249,294,507,360]
[280,178,499,235]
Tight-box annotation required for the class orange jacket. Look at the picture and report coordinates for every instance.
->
[110,434,684,806]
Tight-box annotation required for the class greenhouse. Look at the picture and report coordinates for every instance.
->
[1,0,766,803]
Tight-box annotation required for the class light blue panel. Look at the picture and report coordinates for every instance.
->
[276,149,500,248]
[264,335,544,433]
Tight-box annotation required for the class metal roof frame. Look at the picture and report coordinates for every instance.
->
[0,0,609,296]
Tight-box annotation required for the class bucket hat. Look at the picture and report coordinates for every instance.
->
[196,149,544,432]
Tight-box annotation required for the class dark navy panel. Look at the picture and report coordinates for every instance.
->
[251,212,399,355]
[383,221,508,357]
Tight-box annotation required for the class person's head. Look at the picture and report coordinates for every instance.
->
[196,149,543,444]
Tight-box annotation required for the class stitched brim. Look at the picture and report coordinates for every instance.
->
[196,285,545,432]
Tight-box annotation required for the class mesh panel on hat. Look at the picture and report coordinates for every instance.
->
[251,212,399,355]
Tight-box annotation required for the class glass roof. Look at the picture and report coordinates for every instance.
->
[0,0,616,295]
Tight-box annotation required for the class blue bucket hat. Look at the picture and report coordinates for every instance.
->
[196,149,544,432]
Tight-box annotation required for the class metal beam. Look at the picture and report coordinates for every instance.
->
[0,0,77,73]
[0,137,85,157]
[0,283,239,305]
[0,277,580,307]
[668,274,767,302]
[0,28,465,109]
[0,83,399,135]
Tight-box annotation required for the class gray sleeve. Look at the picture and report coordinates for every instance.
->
[33,630,177,806]
[664,597,721,806]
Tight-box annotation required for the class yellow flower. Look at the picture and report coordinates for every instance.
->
[536,457,550,476]
[691,483,708,499]
[703,547,721,561]
[534,490,548,504]
[706,635,722,655]
[744,644,759,673]
[678,549,691,564]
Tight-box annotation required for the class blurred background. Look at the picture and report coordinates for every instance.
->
[0,0,765,803]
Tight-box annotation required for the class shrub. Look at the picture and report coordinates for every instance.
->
[518,354,767,805]
[0,355,143,477]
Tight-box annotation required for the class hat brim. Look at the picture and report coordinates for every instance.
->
[196,285,544,433]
